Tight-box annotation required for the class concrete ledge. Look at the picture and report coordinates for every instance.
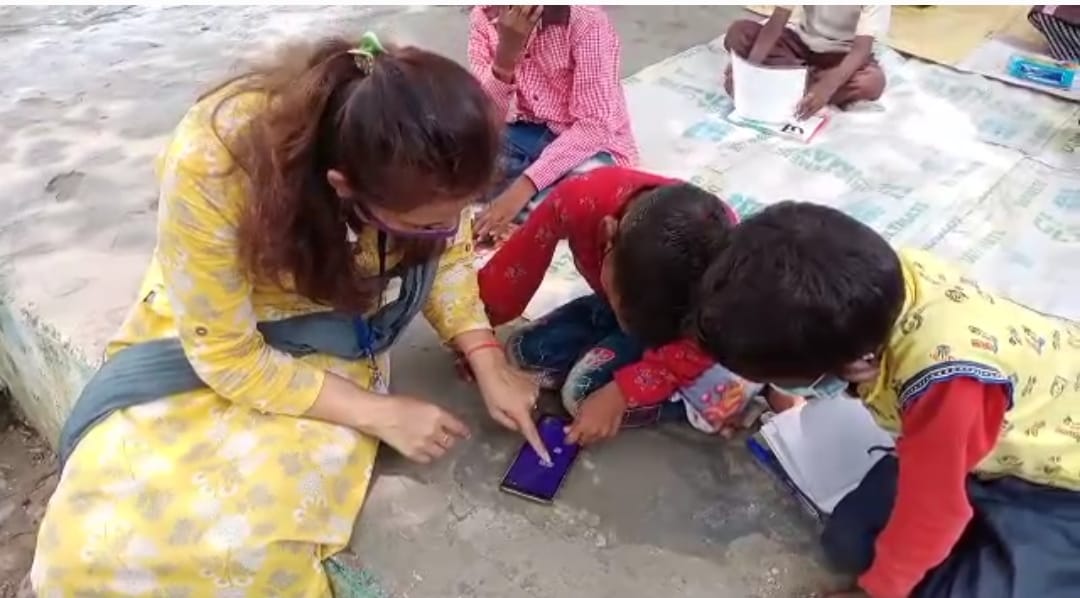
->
[0,295,93,445]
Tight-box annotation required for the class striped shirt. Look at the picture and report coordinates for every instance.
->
[1030,5,1080,61]
[1036,5,1080,25]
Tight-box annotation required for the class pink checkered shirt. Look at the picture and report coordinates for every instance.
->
[468,6,639,190]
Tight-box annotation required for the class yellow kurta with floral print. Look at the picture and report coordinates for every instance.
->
[32,87,489,597]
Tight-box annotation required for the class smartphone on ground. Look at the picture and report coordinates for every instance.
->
[500,415,580,504]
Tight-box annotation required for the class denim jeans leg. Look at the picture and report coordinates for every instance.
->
[561,336,685,428]
[488,122,556,202]
[560,328,644,415]
[505,294,615,390]
[557,305,688,429]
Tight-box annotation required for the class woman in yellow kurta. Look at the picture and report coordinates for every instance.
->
[32,36,543,596]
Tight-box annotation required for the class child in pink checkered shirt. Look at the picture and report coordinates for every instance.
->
[468,5,639,240]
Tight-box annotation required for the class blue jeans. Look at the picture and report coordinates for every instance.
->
[492,122,615,223]
[506,294,685,425]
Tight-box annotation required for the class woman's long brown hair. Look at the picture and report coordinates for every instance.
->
[204,37,500,314]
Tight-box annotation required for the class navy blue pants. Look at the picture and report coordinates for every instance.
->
[823,455,1080,598]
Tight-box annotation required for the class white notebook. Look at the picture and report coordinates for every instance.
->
[759,398,894,514]
[730,51,807,124]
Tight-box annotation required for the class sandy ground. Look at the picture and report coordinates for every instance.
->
[0,6,838,597]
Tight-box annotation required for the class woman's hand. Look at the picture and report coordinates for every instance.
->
[305,372,469,464]
[476,351,551,463]
[455,331,551,463]
[369,395,471,463]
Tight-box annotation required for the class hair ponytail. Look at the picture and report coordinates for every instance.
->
[203,35,499,313]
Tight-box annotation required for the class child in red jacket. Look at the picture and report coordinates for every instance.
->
[479,166,797,443]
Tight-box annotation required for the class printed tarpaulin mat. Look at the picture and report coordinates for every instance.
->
[743,7,1078,103]
[524,37,1080,322]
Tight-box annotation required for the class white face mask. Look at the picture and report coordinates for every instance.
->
[782,374,850,400]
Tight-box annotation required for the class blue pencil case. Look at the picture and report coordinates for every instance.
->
[1007,54,1078,90]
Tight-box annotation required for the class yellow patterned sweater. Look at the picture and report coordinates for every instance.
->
[861,249,1080,490]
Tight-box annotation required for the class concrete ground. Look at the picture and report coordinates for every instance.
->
[0,6,836,597]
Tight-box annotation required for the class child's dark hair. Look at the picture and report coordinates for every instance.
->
[612,183,734,346]
[691,201,904,380]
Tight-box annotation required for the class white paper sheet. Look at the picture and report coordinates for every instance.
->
[761,399,894,514]
[730,51,807,124]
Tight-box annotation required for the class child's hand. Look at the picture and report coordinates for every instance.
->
[840,359,879,383]
[797,72,842,120]
[494,6,541,72]
[476,177,535,239]
[765,386,805,413]
[566,382,626,446]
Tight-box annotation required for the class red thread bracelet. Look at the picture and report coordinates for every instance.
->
[463,341,503,360]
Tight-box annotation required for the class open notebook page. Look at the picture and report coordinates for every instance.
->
[761,398,894,514]
[730,51,807,124]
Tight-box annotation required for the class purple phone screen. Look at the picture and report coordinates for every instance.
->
[500,416,579,502]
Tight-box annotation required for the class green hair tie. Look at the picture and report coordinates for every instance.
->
[348,32,385,73]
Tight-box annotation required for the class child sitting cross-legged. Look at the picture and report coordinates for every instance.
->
[724,6,890,118]
[479,165,799,444]
[691,201,1080,598]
